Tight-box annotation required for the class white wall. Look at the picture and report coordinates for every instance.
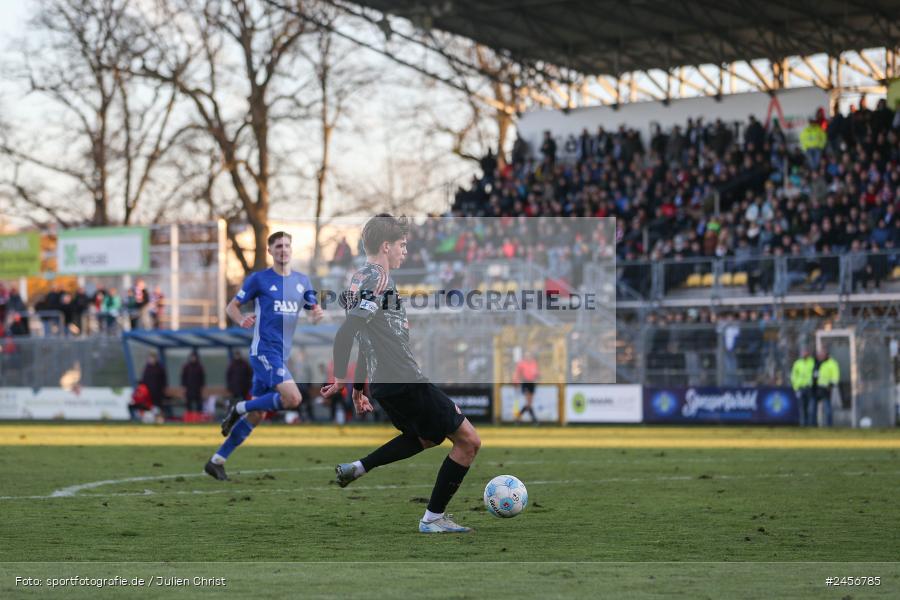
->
[518,87,830,160]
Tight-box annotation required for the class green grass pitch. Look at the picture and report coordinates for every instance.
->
[2,428,899,598]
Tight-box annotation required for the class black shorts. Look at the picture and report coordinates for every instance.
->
[521,382,536,394]
[371,382,466,445]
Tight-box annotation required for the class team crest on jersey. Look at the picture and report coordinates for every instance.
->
[296,283,305,294]
[274,300,299,314]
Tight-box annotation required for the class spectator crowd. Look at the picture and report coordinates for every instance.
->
[0,279,165,339]
[453,97,900,295]
[5,97,900,342]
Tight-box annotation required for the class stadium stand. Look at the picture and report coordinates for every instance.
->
[452,101,900,300]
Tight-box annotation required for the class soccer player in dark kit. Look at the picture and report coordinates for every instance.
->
[321,214,482,533]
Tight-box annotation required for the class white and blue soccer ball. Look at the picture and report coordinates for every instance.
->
[483,475,528,518]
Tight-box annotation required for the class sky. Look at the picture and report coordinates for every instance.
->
[1,1,889,232]
[0,1,483,230]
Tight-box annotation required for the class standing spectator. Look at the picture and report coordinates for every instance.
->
[849,240,873,292]
[513,351,540,424]
[511,134,529,166]
[720,315,740,386]
[744,114,765,149]
[799,118,827,170]
[72,287,89,334]
[790,348,815,426]
[125,289,140,331]
[828,103,847,155]
[331,236,354,270]
[7,286,26,317]
[480,148,498,178]
[34,295,52,336]
[540,130,557,165]
[811,348,840,427]
[181,351,206,414]
[133,279,151,329]
[37,285,63,336]
[747,247,774,295]
[149,285,165,329]
[59,292,76,336]
[226,350,253,404]
[101,288,122,333]
[140,353,168,416]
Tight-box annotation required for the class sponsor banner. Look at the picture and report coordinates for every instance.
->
[566,384,642,423]
[499,384,559,423]
[0,387,131,420]
[0,232,40,278]
[57,226,150,275]
[643,387,799,424]
[444,385,493,423]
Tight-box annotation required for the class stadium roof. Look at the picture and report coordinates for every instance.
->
[352,0,900,75]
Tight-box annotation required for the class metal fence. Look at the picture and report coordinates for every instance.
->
[609,249,900,302]
[614,316,899,427]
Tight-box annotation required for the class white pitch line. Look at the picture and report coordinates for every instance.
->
[4,454,897,502]
[2,469,897,502]
[48,466,331,498]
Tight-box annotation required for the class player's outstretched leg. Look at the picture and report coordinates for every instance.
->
[221,391,281,436]
[419,419,481,533]
[335,432,424,488]
[206,415,258,480]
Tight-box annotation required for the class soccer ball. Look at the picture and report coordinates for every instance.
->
[483,475,528,518]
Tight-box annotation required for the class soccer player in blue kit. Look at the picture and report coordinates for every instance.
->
[204,231,323,481]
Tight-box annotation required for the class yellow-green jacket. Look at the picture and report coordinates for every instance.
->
[790,356,814,391]
[800,124,827,151]
[815,357,840,387]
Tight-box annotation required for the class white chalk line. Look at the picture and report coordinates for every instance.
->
[2,454,897,501]
[1,466,897,502]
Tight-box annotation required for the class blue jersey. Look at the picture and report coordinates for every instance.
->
[234,268,316,359]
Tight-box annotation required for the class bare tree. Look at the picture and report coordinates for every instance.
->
[294,5,380,269]
[121,0,315,273]
[0,0,195,227]
[422,37,521,169]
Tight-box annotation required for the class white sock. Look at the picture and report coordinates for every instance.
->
[236,401,247,415]
[352,460,366,475]
[423,509,443,523]
[211,454,226,465]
